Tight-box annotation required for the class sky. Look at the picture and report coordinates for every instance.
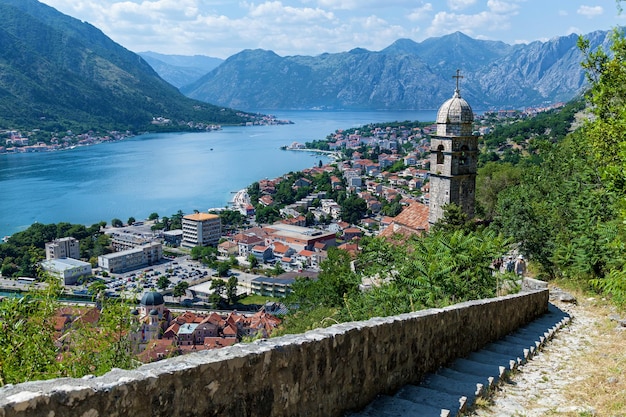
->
[38,0,626,59]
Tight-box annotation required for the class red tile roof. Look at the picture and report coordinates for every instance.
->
[380,202,429,239]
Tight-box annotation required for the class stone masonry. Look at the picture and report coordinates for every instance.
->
[0,288,548,417]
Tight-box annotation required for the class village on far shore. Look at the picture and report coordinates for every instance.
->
[0,113,292,154]
[0,99,566,363]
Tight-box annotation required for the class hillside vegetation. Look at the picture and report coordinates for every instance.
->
[0,0,254,135]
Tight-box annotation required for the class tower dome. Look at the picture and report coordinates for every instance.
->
[140,291,164,307]
[436,91,474,124]
[436,70,474,137]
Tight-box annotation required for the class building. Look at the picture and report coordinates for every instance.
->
[264,223,337,253]
[41,258,92,285]
[97,242,163,273]
[45,237,80,260]
[163,229,183,246]
[181,213,221,248]
[250,271,318,298]
[109,232,152,252]
[250,276,296,298]
[379,202,430,239]
[428,70,477,225]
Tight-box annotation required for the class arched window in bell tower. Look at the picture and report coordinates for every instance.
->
[436,144,444,164]
[459,145,469,166]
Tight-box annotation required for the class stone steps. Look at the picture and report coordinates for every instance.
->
[345,303,571,417]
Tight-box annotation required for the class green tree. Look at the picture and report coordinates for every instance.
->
[111,218,123,228]
[216,261,231,277]
[288,247,360,311]
[0,278,62,384]
[210,279,226,308]
[340,195,368,224]
[255,205,280,224]
[127,217,136,225]
[157,275,171,291]
[247,254,259,269]
[247,182,261,205]
[88,280,107,300]
[431,203,475,233]
[272,262,285,276]
[60,296,136,378]
[476,162,523,222]
[148,212,159,221]
[579,28,626,198]
[226,276,239,305]
[173,281,189,301]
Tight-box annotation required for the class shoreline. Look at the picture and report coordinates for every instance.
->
[282,147,341,160]
[0,117,294,156]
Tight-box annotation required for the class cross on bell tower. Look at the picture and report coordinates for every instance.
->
[453,69,463,94]
[428,69,477,226]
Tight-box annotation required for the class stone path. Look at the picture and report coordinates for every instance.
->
[345,300,572,417]
[468,290,617,417]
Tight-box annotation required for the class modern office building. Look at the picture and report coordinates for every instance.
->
[181,213,221,248]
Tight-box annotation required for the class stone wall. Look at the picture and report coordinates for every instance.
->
[0,288,548,417]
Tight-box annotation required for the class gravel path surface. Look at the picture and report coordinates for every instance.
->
[469,290,624,417]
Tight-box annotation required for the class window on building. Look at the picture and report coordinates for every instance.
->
[436,144,444,164]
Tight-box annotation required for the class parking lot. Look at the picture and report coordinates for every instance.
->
[94,255,215,298]
[91,253,272,304]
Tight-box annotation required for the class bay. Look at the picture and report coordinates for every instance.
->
[0,110,437,238]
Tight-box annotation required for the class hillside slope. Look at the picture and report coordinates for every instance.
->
[0,0,252,133]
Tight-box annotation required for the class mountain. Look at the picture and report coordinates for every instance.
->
[180,31,612,111]
[138,52,223,88]
[0,0,252,133]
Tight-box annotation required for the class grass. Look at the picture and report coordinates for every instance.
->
[466,284,625,416]
[238,294,279,305]
[559,297,626,416]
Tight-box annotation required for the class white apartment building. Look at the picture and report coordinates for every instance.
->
[45,237,80,260]
[98,242,163,273]
[181,213,221,248]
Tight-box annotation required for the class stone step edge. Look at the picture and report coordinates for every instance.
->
[458,314,573,416]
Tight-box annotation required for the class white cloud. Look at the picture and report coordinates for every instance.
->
[487,0,519,14]
[408,3,433,21]
[312,0,418,9]
[426,8,517,39]
[246,2,334,22]
[565,26,582,36]
[577,5,603,18]
[447,0,476,11]
[36,0,626,58]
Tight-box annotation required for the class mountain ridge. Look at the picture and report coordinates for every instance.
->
[138,52,223,88]
[177,30,612,111]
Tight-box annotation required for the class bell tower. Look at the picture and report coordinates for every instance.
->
[428,70,477,225]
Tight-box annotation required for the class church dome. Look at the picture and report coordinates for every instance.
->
[436,90,474,125]
[141,291,164,307]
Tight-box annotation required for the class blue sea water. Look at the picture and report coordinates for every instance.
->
[0,110,437,237]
